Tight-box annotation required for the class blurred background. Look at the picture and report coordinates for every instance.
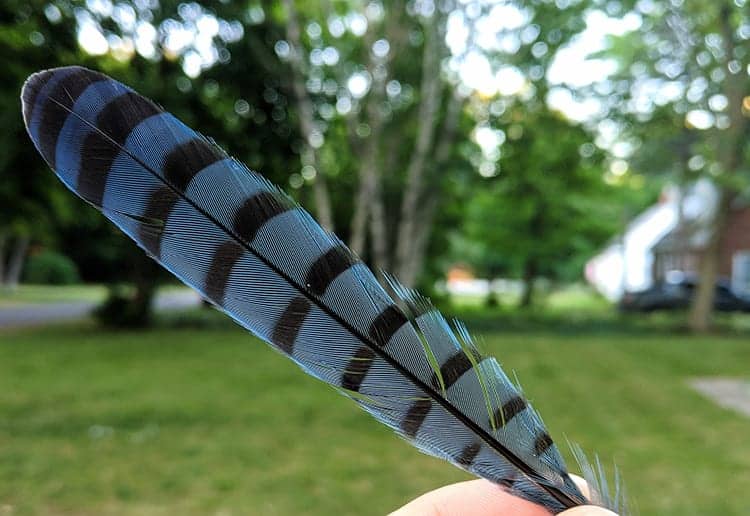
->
[1,0,749,514]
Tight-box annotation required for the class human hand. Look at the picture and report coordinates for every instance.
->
[389,475,618,516]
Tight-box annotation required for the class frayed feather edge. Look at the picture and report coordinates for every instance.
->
[569,441,630,515]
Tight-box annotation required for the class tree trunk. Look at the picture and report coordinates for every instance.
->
[396,91,463,288]
[131,277,156,327]
[349,40,389,256]
[369,178,390,277]
[0,233,6,285]
[399,196,436,288]
[688,197,730,332]
[393,13,443,286]
[5,235,30,289]
[349,156,374,256]
[282,0,334,231]
[351,8,407,262]
[310,158,334,231]
[130,255,159,327]
[519,259,537,308]
[688,2,748,332]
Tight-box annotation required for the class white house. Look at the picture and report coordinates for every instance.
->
[585,180,718,301]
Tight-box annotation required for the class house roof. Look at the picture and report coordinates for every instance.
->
[652,218,712,253]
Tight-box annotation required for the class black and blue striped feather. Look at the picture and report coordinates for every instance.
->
[21,66,592,513]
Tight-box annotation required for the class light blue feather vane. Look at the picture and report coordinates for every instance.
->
[21,66,614,513]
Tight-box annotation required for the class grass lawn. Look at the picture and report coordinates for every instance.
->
[0,285,107,307]
[1,310,749,515]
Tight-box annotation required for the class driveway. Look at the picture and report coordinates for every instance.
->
[0,289,202,329]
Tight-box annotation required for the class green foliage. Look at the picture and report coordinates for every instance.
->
[2,0,709,316]
[597,0,750,189]
[0,1,296,322]
[0,1,81,242]
[21,249,80,285]
[459,107,621,305]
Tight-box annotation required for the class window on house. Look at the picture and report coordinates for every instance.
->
[732,251,750,294]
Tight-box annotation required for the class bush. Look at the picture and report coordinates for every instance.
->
[94,284,154,328]
[22,250,80,285]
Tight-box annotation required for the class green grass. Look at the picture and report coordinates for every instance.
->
[449,283,611,311]
[1,312,749,515]
[0,284,107,307]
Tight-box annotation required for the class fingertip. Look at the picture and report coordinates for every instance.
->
[389,479,551,516]
[558,506,619,516]
[565,473,621,515]
[568,474,591,499]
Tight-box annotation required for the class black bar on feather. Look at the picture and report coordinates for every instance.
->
[456,442,481,467]
[140,140,225,256]
[340,346,376,392]
[21,70,53,132]
[534,433,554,456]
[368,305,408,347]
[139,186,179,257]
[233,191,295,245]
[305,244,358,296]
[431,349,482,391]
[401,398,432,437]
[204,241,245,304]
[493,395,527,428]
[341,302,405,391]
[163,138,224,192]
[77,92,161,206]
[272,296,311,354]
[37,69,101,168]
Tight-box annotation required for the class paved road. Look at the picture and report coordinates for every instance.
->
[0,290,202,329]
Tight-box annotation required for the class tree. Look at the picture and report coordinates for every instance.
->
[280,0,334,230]
[462,107,616,308]
[0,0,83,288]
[1,1,296,324]
[598,0,750,331]
[265,0,473,289]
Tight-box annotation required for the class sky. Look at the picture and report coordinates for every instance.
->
[73,1,639,117]
[446,7,643,122]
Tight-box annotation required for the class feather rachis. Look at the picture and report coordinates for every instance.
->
[20,66,612,513]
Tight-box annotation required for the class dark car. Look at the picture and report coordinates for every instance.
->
[619,272,750,313]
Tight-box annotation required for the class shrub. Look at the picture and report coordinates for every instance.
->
[22,250,80,285]
[94,284,154,328]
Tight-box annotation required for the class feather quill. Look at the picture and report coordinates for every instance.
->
[21,66,611,513]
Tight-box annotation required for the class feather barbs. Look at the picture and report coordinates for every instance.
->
[20,66,614,513]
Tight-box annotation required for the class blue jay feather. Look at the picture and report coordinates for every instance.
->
[21,66,602,513]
